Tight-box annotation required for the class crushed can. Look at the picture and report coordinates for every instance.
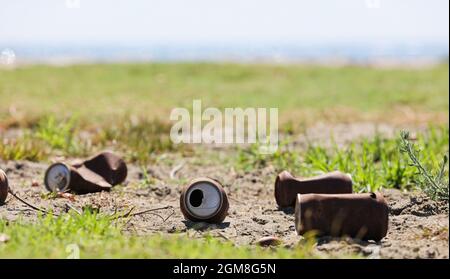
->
[44,151,127,194]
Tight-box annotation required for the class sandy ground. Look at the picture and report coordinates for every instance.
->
[1,154,448,259]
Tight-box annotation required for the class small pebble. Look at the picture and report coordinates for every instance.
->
[257,236,282,247]
[0,233,10,243]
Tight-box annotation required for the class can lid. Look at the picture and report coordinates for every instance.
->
[44,163,71,192]
[184,180,223,219]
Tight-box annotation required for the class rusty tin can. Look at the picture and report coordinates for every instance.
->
[0,169,8,204]
[180,177,229,223]
[295,192,389,241]
[275,170,353,208]
[44,151,127,194]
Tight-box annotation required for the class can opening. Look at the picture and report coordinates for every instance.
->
[189,189,204,207]
[185,181,222,219]
[45,163,71,192]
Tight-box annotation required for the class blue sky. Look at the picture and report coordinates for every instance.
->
[0,0,448,45]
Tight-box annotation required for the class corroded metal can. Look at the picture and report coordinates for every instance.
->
[295,192,389,241]
[180,177,229,223]
[275,170,353,208]
[44,151,127,194]
[0,169,8,204]
[44,163,71,192]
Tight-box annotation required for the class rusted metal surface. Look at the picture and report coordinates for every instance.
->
[0,169,8,204]
[275,170,353,208]
[44,151,127,194]
[295,192,389,241]
[180,177,229,223]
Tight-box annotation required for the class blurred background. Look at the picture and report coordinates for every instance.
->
[1,0,448,64]
[0,0,448,132]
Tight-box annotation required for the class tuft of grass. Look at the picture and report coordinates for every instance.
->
[0,212,321,258]
[237,139,302,173]
[0,116,92,161]
[237,126,448,193]
[34,115,91,156]
[399,130,449,201]
[93,117,182,164]
[0,116,183,162]
[0,134,48,161]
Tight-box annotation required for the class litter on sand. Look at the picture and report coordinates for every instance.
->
[44,151,127,194]
[180,177,229,224]
[274,170,353,208]
[294,192,389,241]
[2,155,390,241]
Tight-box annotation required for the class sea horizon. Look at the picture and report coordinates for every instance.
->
[1,41,448,65]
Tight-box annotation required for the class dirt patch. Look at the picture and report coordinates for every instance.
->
[1,153,448,259]
[293,122,430,148]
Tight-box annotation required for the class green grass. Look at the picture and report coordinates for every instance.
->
[0,133,48,161]
[237,125,449,193]
[1,62,448,163]
[1,116,184,163]
[92,117,184,164]
[0,212,319,258]
[1,63,448,127]
[34,116,84,154]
